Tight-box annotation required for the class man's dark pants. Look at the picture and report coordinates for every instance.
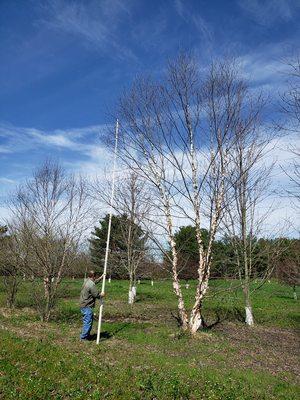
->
[80,307,93,340]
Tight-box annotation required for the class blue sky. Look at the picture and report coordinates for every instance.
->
[0,0,299,231]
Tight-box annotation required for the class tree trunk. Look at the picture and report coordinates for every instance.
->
[132,285,136,298]
[5,276,18,308]
[128,275,136,304]
[189,305,205,333]
[293,285,297,300]
[43,277,52,322]
[244,284,254,326]
[189,275,208,333]
[169,231,188,329]
[128,288,134,304]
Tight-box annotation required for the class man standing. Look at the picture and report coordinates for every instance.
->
[79,270,104,341]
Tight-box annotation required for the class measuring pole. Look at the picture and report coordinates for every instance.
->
[96,120,119,345]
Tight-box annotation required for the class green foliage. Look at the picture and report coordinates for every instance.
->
[274,238,300,289]
[167,225,300,282]
[89,214,146,278]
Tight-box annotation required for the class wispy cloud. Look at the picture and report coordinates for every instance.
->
[174,0,213,45]
[0,145,13,154]
[0,178,15,184]
[237,0,300,26]
[0,122,108,155]
[41,0,137,60]
[0,122,115,185]
[235,42,297,97]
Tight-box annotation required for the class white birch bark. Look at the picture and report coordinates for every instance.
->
[245,306,254,326]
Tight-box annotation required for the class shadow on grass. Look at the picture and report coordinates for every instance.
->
[97,323,131,342]
[275,294,297,301]
[209,306,245,323]
[170,306,246,331]
[84,333,111,341]
[136,292,165,302]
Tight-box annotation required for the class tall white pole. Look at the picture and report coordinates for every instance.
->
[96,120,119,345]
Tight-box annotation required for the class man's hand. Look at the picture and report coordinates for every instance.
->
[95,274,104,284]
[100,292,105,298]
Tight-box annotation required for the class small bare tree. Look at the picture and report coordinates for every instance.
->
[9,161,91,321]
[107,54,251,333]
[0,225,26,307]
[93,172,151,304]
[221,93,280,325]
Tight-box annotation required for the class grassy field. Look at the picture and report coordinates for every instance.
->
[0,279,299,399]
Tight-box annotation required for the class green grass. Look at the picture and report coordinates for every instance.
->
[0,279,299,399]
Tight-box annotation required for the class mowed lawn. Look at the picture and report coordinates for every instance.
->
[0,279,299,399]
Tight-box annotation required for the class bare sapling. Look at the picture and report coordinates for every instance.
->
[0,223,29,308]
[92,172,151,304]
[10,160,92,321]
[221,87,280,325]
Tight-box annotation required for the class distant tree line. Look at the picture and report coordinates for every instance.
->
[89,218,300,293]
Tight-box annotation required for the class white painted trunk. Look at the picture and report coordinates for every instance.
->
[151,280,154,286]
[108,277,111,283]
[132,286,136,297]
[245,306,254,326]
[138,279,141,284]
[128,286,137,304]
[128,289,134,304]
[293,290,297,300]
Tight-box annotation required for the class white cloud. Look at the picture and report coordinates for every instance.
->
[0,178,15,184]
[0,122,109,155]
[235,43,299,97]
[0,206,11,224]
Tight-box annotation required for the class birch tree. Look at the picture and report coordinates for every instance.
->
[10,161,92,321]
[107,55,248,333]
